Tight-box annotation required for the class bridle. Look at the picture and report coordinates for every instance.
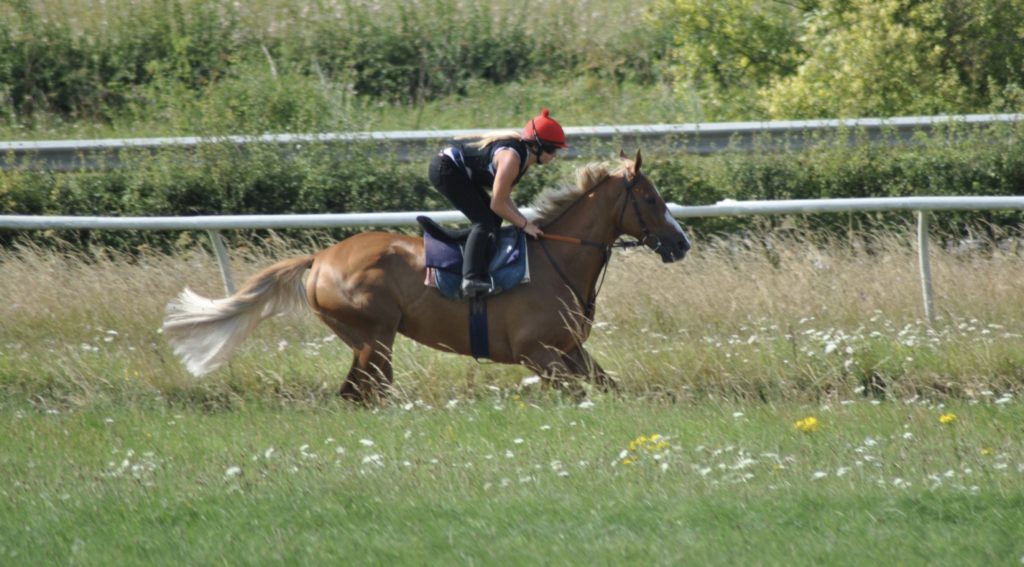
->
[535,170,656,320]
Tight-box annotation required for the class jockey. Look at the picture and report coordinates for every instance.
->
[428,108,569,297]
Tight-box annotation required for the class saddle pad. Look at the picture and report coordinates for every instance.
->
[423,227,530,300]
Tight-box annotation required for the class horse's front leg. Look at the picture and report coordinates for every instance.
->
[563,346,619,392]
[519,348,587,401]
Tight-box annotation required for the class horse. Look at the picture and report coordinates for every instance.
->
[162,150,690,403]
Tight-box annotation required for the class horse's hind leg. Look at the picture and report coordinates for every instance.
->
[339,339,395,405]
[318,314,397,405]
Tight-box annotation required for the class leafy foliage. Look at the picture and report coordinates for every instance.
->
[648,0,809,119]
[2,0,1022,130]
[0,0,664,128]
[651,0,1024,119]
[3,123,1022,251]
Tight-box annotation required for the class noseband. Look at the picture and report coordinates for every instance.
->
[619,170,674,257]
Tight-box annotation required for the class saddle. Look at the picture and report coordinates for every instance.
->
[417,216,530,300]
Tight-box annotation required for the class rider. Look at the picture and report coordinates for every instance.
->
[428,108,568,297]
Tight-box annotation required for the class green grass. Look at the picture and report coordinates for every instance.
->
[2,233,1024,564]
[0,74,690,141]
[2,230,1024,407]
[2,400,1022,565]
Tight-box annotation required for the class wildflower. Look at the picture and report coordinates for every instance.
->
[628,435,648,452]
[794,416,819,433]
[939,413,957,425]
[980,447,993,456]
[225,466,242,478]
[627,434,670,453]
[621,434,671,465]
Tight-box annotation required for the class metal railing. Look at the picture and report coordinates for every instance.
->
[2,113,1020,170]
[5,195,1024,322]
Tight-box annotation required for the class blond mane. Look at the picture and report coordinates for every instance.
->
[532,159,630,225]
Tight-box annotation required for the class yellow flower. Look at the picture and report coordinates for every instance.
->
[628,435,649,452]
[980,447,993,456]
[939,413,957,425]
[794,416,819,433]
[623,434,671,465]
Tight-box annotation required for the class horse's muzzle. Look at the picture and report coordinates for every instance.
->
[657,233,691,263]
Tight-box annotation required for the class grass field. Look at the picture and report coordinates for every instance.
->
[2,400,1022,565]
[2,228,1023,564]
[2,226,1023,406]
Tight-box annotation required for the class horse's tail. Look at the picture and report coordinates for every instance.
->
[162,254,315,376]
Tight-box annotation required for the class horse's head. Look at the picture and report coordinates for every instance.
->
[615,150,691,263]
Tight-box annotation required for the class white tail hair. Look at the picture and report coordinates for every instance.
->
[163,255,314,376]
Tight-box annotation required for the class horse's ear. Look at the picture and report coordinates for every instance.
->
[619,149,643,173]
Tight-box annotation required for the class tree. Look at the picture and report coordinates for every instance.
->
[764,0,1024,117]
[649,0,810,119]
[653,0,1024,119]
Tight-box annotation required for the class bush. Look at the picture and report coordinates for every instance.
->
[0,0,669,125]
[2,123,1022,252]
[650,123,1024,236]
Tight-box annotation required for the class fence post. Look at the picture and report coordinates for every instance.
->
[916,211,936,324]
[206,230,236,296]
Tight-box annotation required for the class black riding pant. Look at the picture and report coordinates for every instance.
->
[428,154,501,281]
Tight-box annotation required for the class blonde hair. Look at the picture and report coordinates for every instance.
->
[457,129,524,149]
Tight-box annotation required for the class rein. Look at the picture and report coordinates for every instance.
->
[534,171,648,320]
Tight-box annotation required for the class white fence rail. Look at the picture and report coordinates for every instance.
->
[2,113,1021,170]
[4,196,1024,323]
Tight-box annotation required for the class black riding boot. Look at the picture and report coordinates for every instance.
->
[461,226,493,297]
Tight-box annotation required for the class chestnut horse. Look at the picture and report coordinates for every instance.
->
[163,151,690,403]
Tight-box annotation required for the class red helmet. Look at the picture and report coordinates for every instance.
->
[522,108,568,148]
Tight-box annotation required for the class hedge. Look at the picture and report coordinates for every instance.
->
[2,124,1022,252]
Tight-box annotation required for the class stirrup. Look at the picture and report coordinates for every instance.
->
[461,278,492,298]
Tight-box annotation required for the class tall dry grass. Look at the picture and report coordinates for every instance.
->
[601,228,1024,329]
[1,226,1022,407]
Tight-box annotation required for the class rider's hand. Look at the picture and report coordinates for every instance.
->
[523,221,544,239]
